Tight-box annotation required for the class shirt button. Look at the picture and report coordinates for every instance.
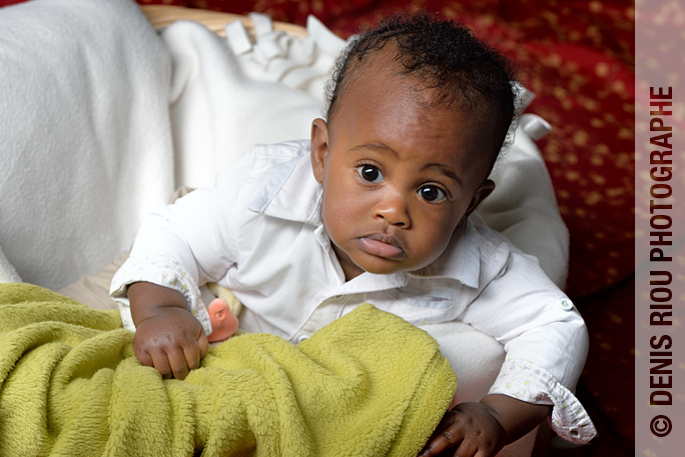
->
[297,334,311,343]
[560,300,574,311]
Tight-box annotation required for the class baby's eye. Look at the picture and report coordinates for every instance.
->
[357,165,384,183]
[418,185,446,202]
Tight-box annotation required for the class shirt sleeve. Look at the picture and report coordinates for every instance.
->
[489,358,596,443]
[109,148,263,335]
[457,243,596,443]
[111,251,213,336]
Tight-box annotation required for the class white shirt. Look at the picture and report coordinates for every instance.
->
[111,140,595,443]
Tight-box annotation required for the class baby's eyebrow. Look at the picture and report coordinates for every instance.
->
[351,144,462,187]
[350,143,397,157]
[421,163,462,187]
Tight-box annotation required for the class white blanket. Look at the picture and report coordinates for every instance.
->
[0,0,346,290]
[0,0,174,290]
[162,15,342,188]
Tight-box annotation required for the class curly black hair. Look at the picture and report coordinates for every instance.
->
[325,12,519,161]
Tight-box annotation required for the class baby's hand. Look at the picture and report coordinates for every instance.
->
[418,402,507,457]
[133,307,209,380]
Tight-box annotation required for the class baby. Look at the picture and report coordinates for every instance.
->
[111,12,594,457]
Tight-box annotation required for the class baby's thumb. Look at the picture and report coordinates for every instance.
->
[197,328,209,358]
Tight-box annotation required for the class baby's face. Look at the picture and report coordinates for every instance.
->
[311,53,497,281]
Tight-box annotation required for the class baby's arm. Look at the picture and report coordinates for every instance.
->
[419,394,550,457]
[128,281,208,380]
[416,237,595,455]
[112,151,266,377]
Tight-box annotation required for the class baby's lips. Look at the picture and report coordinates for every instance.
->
[357,236,405,259]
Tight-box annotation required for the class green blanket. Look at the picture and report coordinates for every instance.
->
[0,284,456,457]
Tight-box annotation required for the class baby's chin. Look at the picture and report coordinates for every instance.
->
[334,241,436,279]
[351,253,425,277]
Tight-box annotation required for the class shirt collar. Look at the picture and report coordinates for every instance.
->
[248,142,481,289]
[247,149,323,226]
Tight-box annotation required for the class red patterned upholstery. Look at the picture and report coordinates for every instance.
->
[578,277,634,453]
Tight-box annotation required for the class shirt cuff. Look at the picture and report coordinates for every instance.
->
[109,253,213,337]
[488,358,597,444]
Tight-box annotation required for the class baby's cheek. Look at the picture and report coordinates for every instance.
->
[322,201,357,241]
[412,220,457,268]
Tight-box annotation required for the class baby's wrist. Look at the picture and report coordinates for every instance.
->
[136,304,191,324]
[128,281,191,325]
[480,394,551,445]
[475,400,510,444]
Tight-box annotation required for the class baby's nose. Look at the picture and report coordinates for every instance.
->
[374,193,411,227]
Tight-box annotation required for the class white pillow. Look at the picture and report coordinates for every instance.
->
[0,246,21,284]
[161,15,342,188]
[0,0,174,289]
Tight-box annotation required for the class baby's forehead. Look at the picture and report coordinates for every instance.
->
[330,64,501,171]
[336,48,493,118]
[333,59,489,129]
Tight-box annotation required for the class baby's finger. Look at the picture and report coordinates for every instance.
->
[450,436,479,457]
[183,340,202,372]
[197,329,209,359]
[149,350,173,379]
[473,438,502,457]
[166,346,190,380]
[133,341,154,368]
[474,449,494,457]
[419,426,465,457]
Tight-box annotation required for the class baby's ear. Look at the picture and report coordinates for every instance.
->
[310,118,329,184]
[465,179,496,217]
